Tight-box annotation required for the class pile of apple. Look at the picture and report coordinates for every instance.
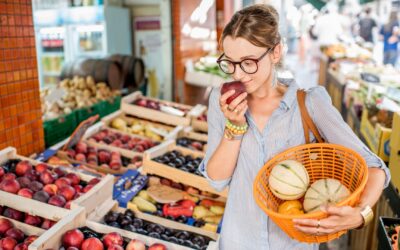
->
[0,217,39,250]
[152,150,203,176]
[103,209,211,250]
[176,137,205,151]
[88,129,159,153]
[66,142,142,170]
[0,159,101,208]
[0,206,56,230]
[61,227,167,250]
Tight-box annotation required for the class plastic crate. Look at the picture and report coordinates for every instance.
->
[99,95,121,118]
[43,111,77,148]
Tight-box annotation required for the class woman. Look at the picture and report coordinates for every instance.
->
[199,4,390,250]
[379,11,399,66]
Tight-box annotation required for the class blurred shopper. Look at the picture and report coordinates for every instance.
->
[358,8,377,43]
[312,7,344,47]
[379,11,399,66]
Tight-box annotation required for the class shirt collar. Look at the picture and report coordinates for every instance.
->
[279,80,299,111]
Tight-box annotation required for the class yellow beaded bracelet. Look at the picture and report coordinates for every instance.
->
[226,120,248,132]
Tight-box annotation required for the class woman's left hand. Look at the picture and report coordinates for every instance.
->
[293,205,364,235]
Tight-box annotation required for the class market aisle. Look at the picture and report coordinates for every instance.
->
[285,52,319,89]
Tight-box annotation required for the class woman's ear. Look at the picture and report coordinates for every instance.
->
[270,43,283,64]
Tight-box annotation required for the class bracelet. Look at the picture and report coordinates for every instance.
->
[223,129,244,140]
[225,120,248,134]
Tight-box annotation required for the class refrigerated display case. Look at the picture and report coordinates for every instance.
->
[33,5,132,88]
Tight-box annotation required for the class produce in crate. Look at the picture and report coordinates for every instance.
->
[268,160,310,200]
[88,128,159,153]
[103,209,212,250]
[110,118,171,141]
[0,206,55,230]
[133,98,190,116]
[41,76,121,121]
[0,159,101,208]
[176,137,206,151]
[152,150,203,176]
[220,81,246,104]
[303,178,350,213]
[0,217,39,249]
[61,227,166,250]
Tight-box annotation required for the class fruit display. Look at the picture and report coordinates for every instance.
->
[88,128,159,154]
[0,159,101,208]
[220,81,246,104]
[268,160,309,200]
[175,138,206,152]
[61,227,167,250]
[64,142,141,171]
[303,178,350,213]
[130,176,225,233]
[103,209,213,250]
[152,150,203,176]
[0,206,56,230]
[383,223,400,250]
[132,98,191,116]
[109,116,173,142]
[0,217,39,249]
[41,76,120,121]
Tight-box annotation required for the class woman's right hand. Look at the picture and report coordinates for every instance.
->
[219,90,248,126]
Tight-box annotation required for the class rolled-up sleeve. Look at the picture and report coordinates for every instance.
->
[198,87,232,192]
[307,86,391,188]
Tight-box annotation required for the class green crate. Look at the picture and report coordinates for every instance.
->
[75,102,103,123]
[43,111,78,148]
[99,95,121,118]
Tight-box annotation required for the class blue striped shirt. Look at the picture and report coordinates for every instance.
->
[199,81,390,250]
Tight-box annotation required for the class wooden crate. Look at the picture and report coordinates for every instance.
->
[176,127,208,153]
[189,105,208,133]
[142,140,228,197]
[101,110,183,142]
[88,199,218,249]
[0,147,114,216]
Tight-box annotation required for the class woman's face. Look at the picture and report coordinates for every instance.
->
[222,36,281,94]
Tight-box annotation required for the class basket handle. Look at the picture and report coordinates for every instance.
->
[297,89,324,144]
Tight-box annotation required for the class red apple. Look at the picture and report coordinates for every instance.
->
[43,184,58,196]
[39,171,54,185]
[23,169,39,181]
[75,153,87,162]
[73,185,82,193]
[33,190,50,203]
[148,243,167,250]
[24,214,42,226]
[81,237,104,250]
[67,149,76,159]
[55,177,71,189]
[5,227,25,242]
[29,181,43,192]
[102,232,123,248]
[108,245,124,250]
[17,188,33,199]
[62,229,84,248]
[54,168,67,178]
[48,195,66,207]
[3,208,24,221]
[0,236,17,250]
[64,200,72,209]
[3,173,16,181]
[14,243,29,250]
[24,235,38,245]
[82,184,94,193]
[0,218,13,235]
[15,161,32,176]
[126,239,146,250]
[75,142,88,154]
[88,178,101,186]
[58,185,76,201]
[220,80,246,104]
[98,151,111,164]
[16,176,31,188]
[109,161,121,170]
[65,173,80,186]
[0,179,21,193]
[41,219,55,230]
[35,163,49,173]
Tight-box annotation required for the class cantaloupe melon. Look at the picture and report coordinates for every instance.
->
[268,160,309,200]
[303,178,350,213]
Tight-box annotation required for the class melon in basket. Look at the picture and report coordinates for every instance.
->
[303,178,350,213]
[268,160,309,200]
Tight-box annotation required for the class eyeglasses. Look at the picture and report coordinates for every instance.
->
[216,47,273,74]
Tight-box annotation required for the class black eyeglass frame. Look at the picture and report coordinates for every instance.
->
[216,47,274,74]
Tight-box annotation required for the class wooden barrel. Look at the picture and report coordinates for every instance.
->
[61,58,123,90]
[107,54,145,90]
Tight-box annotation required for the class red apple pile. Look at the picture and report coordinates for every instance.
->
[62,228,167,250]
[89,129,158,153]
[0,205,56,230]
[0,217,39,249]
[0,160,101,208]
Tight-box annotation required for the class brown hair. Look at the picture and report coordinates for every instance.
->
[219,4,281,50]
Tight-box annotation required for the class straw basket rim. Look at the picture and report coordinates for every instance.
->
[253,142,369,220]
